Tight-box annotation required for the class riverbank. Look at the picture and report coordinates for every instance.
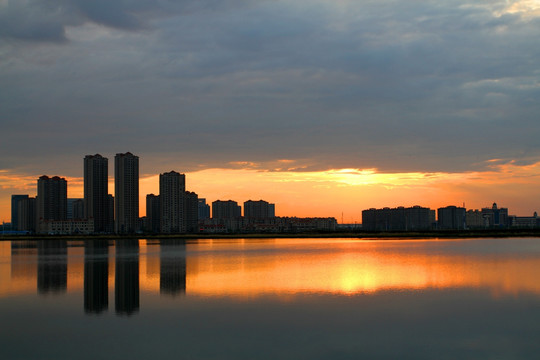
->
[3,228,540,241]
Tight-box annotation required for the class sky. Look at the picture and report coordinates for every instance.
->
[1,0,540,223]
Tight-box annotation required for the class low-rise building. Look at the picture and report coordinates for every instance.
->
[44,219,95,235]
[362,206,435,231]
[438,206,466,230]
[465,210,484,229]
[509,213,540,228]
[481,203,509,228]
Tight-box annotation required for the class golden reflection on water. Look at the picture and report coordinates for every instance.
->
[1,238,540,299]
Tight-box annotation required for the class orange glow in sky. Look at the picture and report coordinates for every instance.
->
[2,159,540,223]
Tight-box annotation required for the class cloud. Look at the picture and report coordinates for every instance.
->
[0,0,252,42]
[1,0,540,178]
[0,1,69,42]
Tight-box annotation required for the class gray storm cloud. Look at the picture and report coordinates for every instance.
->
[1,0,539,175]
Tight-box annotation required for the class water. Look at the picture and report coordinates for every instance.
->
[1,237,540,359]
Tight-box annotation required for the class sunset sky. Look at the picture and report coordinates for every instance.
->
[1,0,540,223]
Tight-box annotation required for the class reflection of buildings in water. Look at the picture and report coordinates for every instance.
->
[84,240,109,314]
[37,240,67,294]
[115,240,139,316]
[160,240,186,296]
[11,241,37,281]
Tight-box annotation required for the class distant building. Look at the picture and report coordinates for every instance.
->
[283,217,337,232]
[44,219,94,235]
[198,198,210,220]
[244,200,275,219]
[509,212,540,228]
[212,200,241,219]
[185,191,199,233]
[481,203,509,228]
[437,206,466,230]
[146,194,160,233]
[466,210,484,229]
[17,197,36,232]
[362,206,435,231]
[84,154,110,232]
[108,195,114,232]
[11,195,29,230]
[67,198,76,219]
[37,175,67,233]
[199,216,337,233]
[67,198,84,220]
[115,152,139,233]
[160,171,186,233]
[73,199,85,220]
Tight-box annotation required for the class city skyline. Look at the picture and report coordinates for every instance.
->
[3,151,540,224]
[2,2,540,358]
[2,1,540,223]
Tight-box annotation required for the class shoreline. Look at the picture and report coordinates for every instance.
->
[3,229,540,241]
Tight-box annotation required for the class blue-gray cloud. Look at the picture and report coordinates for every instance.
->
[1,0,540,175]
[0,0,252,41]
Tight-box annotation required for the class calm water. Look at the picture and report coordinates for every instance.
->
[1,237,540,359]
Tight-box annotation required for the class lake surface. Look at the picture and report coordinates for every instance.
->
[1,237,540,359]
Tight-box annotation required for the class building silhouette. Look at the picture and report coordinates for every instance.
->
[17,197,36,232]
[509,212,540,228]
[159,171,186,233]
[107,195,114,231]
[244,200,275,219]
[185,191,199,233]
[212,200,241,219]
[437,206,466,230]
[37,175,67,233]
[466,210,484,228]
[481,203,509,228]
[114,153,139,233]
[67,198,84,220]
[146,194,160,233]
[362,206,435,231]
[84,154,110,232]
[11,195,28,230]
[198,198,210,220]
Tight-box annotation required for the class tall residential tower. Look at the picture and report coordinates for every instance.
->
[84,154,110,232]
[159,171,185,233]
[115,153,139,233]
[37,175,67,233]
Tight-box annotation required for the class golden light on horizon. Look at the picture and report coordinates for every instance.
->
[2,159,540,222]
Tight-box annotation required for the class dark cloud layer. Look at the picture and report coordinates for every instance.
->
[0,0,252,41]
[1,0,539,175]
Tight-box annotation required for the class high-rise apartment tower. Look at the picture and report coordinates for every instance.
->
[37,175,67,232]
[115,153,139,233]
[159,171,185,233]
[84,154,109,232]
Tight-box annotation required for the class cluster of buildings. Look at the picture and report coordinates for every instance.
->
[362,203,540,231]
[8,152,539,235]
[8,152,337,235]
